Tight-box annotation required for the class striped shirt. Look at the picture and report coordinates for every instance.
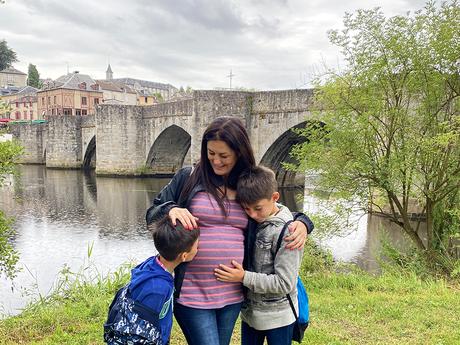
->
[176,191,248,309]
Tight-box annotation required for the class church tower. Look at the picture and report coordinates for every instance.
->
[106,64,113,80]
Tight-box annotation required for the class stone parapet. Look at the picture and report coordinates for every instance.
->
[142,99,193,118]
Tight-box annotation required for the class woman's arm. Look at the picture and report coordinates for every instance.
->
[284,213,314,250]
[145,167,193,225]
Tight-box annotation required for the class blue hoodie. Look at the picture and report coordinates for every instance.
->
[129,256,174,345]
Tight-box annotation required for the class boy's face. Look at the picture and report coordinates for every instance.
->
[242,192,280,223]
[183,239,199,262]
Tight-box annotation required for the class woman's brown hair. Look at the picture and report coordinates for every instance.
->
[179,116,256,215]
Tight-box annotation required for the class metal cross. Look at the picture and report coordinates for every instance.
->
[227,69,235,90]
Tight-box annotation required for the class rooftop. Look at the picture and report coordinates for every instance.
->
[0,67,27,75]
[42,71,103,92]
[111,77,176,91]
[96,80,136,94]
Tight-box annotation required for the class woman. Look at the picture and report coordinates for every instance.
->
[146,117,312,345]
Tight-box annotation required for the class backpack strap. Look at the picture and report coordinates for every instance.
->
[274,220,301,323]
[287,292,299,321]
[275,220,293,255]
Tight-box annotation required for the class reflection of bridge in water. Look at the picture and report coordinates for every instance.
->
[10,89,317,189]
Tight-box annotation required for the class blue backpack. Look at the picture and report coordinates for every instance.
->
[276,221,310,343]
[103,285,164,345]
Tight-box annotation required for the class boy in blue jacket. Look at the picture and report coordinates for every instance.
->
[104,216,199,345]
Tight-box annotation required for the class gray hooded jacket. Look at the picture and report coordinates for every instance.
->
[241,204,303,330]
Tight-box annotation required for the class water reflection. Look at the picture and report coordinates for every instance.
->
[0,165,417,316]
[0,165,170,316]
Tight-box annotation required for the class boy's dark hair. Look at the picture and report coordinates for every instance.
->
[150,216,199,261]
[237,166,278,206]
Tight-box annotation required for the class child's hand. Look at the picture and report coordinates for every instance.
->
[214,260,244,283]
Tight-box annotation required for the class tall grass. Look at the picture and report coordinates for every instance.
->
[0,242,459,344]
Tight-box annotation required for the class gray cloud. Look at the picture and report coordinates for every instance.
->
[0,0,428,90]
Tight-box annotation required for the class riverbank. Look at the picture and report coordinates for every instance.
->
[0,246,459,345]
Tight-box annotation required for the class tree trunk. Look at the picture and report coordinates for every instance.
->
[426,197,434,251]
[388,191,426,250]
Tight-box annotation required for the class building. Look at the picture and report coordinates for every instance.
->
[106,64,113,80]
[0,86,39,120]
[96,79,137,105]
[103,64,177,103]
[111,77,177,103]
[37,71,103,117]
[0,67,27,88]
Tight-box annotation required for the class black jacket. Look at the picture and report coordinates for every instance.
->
[145,167,314,298]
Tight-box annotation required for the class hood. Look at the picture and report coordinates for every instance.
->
[129,256,173,293]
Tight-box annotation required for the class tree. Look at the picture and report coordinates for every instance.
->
[0,100,11,118]
[0,137,23,279]
[27,63,40,88]
[0,40,17,71]
[291,1,460,267]
[153,92,163,102]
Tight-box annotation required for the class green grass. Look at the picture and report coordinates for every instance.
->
[1,248,459,345]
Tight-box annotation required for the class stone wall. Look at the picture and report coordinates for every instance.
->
[142,98,194,118]
[191,90,252,162]
[46,115,82,168]
[250,89,314,163]
[9,122,47,164]
[96,105,146,175]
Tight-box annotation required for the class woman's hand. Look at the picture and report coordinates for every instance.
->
[285,220,307,250]
[214,260,245,283]
[168,207,199,230]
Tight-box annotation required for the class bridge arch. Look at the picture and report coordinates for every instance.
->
[147,125,191,175]
[83,136,96,170]
[259,121,309,189]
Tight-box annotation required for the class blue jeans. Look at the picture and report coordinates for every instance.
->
[174,302,242,345]
[241,321,295,345]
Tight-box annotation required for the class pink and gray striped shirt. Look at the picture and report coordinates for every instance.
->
[176,191,248,309]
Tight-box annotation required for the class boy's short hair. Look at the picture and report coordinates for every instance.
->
[150,216,199,261]
[237,166,278,206]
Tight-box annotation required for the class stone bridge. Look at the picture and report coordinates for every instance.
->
[9,89,315,187]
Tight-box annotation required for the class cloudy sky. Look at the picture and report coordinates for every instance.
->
[1,0,427,90]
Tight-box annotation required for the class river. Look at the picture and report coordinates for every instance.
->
[0,165,412,316]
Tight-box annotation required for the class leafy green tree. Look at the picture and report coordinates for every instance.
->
[27,63,40,88]
[0,100,11,118]
[0,40,17,71]
[153,92,163,102]
[291,1,460,266]
[0,138,23,279]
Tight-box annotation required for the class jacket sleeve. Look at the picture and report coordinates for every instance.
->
[145,167,192,225]
[292,212,314,234]
[242,224,303,294]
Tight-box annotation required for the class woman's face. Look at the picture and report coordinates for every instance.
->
[207,140,238,177]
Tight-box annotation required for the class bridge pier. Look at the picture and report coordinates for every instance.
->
[46,115,83,168]
[96,105,146,175]
[9,122,47,164]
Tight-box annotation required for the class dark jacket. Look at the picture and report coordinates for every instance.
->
[145,167,314,298]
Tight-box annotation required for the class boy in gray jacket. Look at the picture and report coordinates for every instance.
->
[214,166,304,345]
